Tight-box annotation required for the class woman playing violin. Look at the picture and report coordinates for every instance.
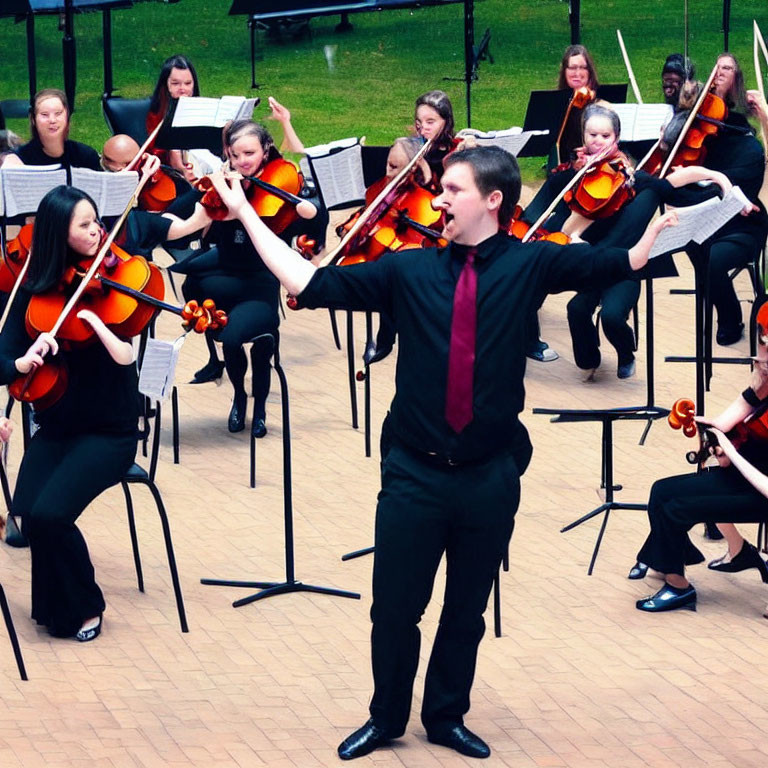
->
[629,304,768,614]
[414,90,457,187]
[2,88,100,171]
[0,186,140,641]
[165,120,290,437]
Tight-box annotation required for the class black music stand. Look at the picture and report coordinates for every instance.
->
[0,0,133,110]
[533,274,669,573]
[202,334,360,608]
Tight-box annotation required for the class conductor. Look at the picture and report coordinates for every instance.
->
[208,146,675,760]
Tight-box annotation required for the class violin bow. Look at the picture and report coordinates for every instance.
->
[319,139,433,267]
[521,145,613,243]
[754,20,768,151]
[657,64,718,178]
[616,30,643,104]
[125,118,166,173]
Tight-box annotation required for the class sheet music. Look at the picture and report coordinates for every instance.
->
[187,148,224,176]
[138,335,186,402]
[460,127,548,157]
[309,143,366,208]
[70,168,139,217]
[612,103,672,141]
[691,186,751,243]
[305,136,360,158]
[172,96,256,129]
[648,187,749,258]
[0,166,67,217]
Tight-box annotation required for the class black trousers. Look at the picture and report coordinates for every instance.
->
[690,231,763,333]
[636,467,768,576]
[14,429,137,637]
[183,263,279,417]
[369,443,520,734]
[567,279,640,369]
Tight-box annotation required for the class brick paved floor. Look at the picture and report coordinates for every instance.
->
[0,203,766,768]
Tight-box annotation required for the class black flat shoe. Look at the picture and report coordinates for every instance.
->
[4,515,28,548]
[628,561,649,580]
[708,540,768,583]
[427,724,490,759]
[228,395,247,433]
[76,614,102,643]
[251,418,267,439]
[189,359,225,385]
[337,719,398,760]
[636,584,696,612]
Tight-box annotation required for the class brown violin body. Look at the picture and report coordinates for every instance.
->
[0,223,33,293]
[196,158,304,234]
[565,154,634,219]
[335,176,445,266]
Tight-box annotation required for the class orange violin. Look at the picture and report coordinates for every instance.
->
[335,177,445,266]
[139,166,178,212]
[565,155,634,219]
[669,396,768,466]
[195,158,313,234]
[0,223,33,293]
[507,206,570,245]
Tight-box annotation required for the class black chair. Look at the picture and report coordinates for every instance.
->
[102,95,151,144]
[0,99,30,121]
[0,583,27,681]
[121,397,188,633]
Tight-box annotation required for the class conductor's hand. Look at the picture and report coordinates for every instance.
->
[15,332,58,374]
[209,172,250,220]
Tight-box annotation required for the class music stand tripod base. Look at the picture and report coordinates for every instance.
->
[200,576,360,608]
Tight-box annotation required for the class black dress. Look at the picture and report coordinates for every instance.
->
[13,137,100,171]
[0,290,139,637]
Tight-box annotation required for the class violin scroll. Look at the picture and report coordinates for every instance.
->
[668,398,697,437]
[181,299,228,333]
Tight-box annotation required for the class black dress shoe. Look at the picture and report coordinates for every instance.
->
[228,395,247,433]
[636,583,697,612]
[251,418,267,439]
[75,614,103,643]
[628,561,649,580]
[427,724,490,758]
[189,359,225,385]
[337,719,397,760]
[708,540,768,583]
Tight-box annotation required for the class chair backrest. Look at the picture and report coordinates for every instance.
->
[102,96,151,144]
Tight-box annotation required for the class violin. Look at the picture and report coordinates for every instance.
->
[195,158,315,233]
[507,206,570,244]
[669,397,768,466]
[0,223,33,293]
[8,241,227,409]
[334,176,445,266]
[555,86,596,166]
[139,165,179,212]
[564,151,634,219]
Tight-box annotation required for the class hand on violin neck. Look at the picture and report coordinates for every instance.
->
[137,153,160,178]
[16,332,59,375]
[209,172,251,220]
[0,417,13,444]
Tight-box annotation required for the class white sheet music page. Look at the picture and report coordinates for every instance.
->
[612,103,672,141]
[460,127,547,157]
[70,168,139,217]
[138,335,186,402]
[1,166,67,217]
[648,196,720,259]
[309,144,366,208]
[691,186,751,243]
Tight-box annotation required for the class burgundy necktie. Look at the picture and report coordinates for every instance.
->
[445,247,478,433]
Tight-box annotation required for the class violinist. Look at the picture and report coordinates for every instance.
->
[664,55,767,346]
[630,305,768,614]
[2,88,100,171]
[661,53,694,107]
[0,186,141,641]
[164,120,294,437]
[552,44,600,169]
[414,90,457,186]
[147,54,200,183]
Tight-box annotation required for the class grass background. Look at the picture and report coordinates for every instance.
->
[0,0,766,181]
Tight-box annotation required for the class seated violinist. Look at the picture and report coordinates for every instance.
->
[629,304,768,614]
[661,53,694,107]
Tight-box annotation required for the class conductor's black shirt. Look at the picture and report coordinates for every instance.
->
[297,232,634,465]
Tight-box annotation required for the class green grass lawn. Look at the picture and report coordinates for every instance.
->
[1,0,766,181]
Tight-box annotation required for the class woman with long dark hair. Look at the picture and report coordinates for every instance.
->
[0,186,140,641]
